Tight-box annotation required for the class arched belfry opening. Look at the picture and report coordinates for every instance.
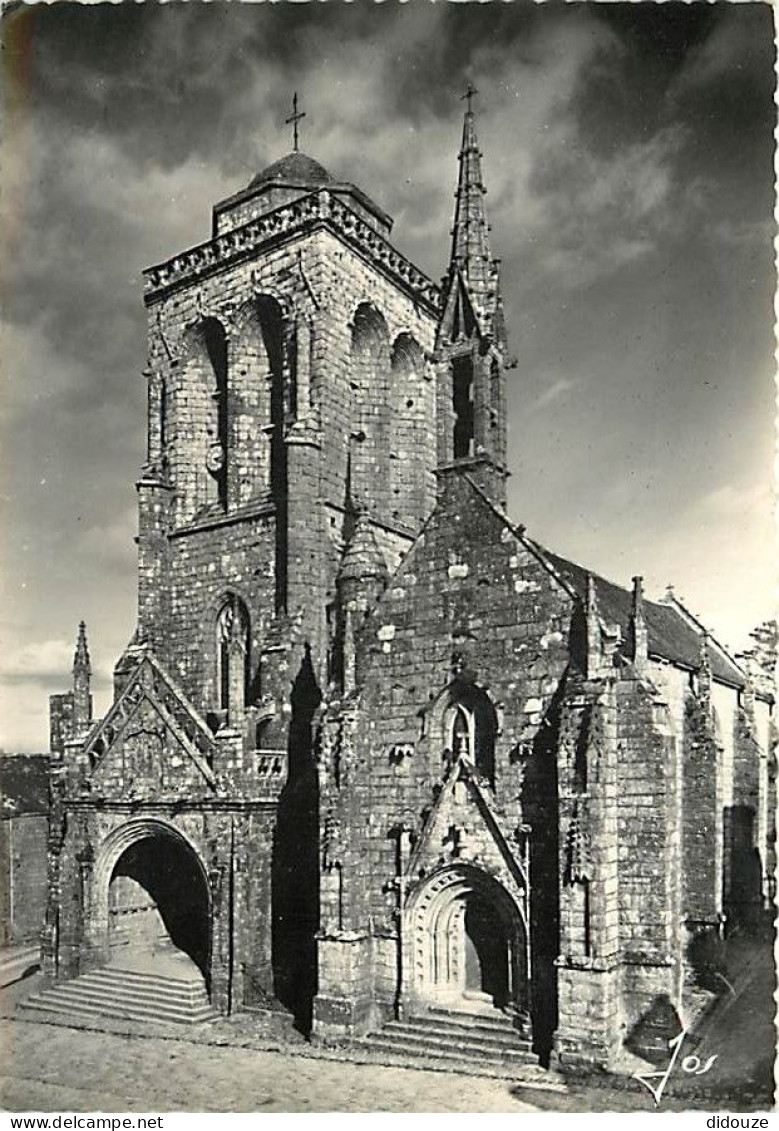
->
[350,303,391,514]
[389,333,431,528]
[203,317,229,509]
[230,294,286,510]
[178,317,230,519]
[452,354,475,459]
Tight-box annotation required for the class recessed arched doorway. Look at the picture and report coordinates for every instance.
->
[108,836,210,978]
[463,891,510,1006]
[92,820,211,988]
[405,864,529,1018]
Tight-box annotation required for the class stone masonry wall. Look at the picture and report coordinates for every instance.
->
[615,674,681,1037]
[316,471,574,1032]
[1,815,49,945]
[141,218,437,721]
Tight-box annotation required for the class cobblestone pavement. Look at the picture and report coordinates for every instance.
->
[1,941,774,1116]
[1,1017,559,1113]
[0,1015,769,1114]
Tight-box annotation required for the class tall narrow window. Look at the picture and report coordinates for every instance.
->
[490,358,500,425]
[350,303,391,513]
[159,377,168,454]
[216,597,250,711]
[203,319,229,509]
[452,356,474,458]
[451,704,473,760]
[444,685,497,786]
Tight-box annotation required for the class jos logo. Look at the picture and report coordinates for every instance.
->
[634,1028,717,1106]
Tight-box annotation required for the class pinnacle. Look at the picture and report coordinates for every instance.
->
[74,620,91,674]
[339,511,388,583]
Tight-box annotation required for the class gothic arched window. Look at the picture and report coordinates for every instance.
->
[444,685,497,786]
[216,596,250,711]
[350,303,391,513]
[202,318,229,510]
[451,704,474,761]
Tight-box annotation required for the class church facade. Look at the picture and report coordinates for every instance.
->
[43,100,775,1068]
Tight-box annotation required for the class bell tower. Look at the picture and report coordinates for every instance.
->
[131,114,439,722]
[436,86,509,508]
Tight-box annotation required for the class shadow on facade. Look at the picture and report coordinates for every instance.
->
[724,805,763,934]
[520,681,563,1065]
[624,993,682,1065]
[271,645,321,1033]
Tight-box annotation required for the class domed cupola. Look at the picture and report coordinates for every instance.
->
[247,151,334,191]
[213,138,393,239]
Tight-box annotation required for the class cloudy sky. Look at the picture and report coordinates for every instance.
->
[1,2,775,751]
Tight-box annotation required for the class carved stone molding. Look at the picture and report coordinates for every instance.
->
[144,190,440,314]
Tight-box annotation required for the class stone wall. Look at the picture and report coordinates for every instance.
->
[139,217,436,721]
[315,470,575,1041]
[0,814,49,945]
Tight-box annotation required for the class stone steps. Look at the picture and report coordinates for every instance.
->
[19,964,217,1026]
[359,1006,538,1073]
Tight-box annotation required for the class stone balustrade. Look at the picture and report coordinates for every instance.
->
[143,190,440,312]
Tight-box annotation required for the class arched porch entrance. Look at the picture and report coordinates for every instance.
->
[91,819,211,987]
[404,864,529,1019]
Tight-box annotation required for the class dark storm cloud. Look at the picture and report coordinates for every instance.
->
[1,3,774,750]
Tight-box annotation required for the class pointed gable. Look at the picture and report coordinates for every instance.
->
[83,651,217,799]
[406,757,529,905]
[437,266,484,347]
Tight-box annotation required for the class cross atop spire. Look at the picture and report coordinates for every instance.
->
[285,92,306,153]
[461,81,478,114]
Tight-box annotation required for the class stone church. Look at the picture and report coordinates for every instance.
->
[40,97,776,1068]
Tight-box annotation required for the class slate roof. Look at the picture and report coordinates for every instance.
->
[542,549,746,689]
[457,471,753,694]
[0,754,50,817]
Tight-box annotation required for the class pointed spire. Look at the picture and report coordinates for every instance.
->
[73,621,91,676]
[434,88,509,509]
[72,621,92,733]
[450,84,493,323]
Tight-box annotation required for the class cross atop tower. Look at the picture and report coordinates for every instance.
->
[285,92,306,153]
[461,82,478,114]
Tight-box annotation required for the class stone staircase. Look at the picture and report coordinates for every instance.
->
[19,963,217,1027]
[358,1005,539,1075]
